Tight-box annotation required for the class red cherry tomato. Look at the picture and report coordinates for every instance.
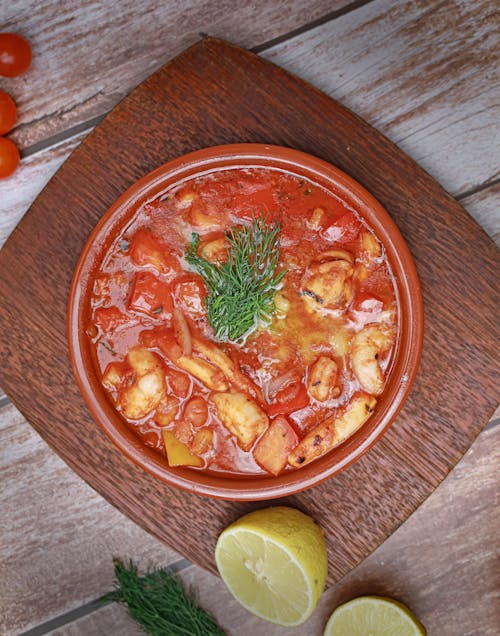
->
[0,33,32,77]
[0,137,20,178]
[0,91,16,135]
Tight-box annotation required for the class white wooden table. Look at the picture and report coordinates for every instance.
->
[1,2,498,635]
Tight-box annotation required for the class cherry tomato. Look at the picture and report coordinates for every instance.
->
[0,137,20,178]
[0,91,16,135]
[0,33,32,77]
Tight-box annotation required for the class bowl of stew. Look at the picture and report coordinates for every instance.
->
[67,144,423,500]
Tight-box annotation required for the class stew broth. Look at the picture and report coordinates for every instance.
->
[88,167,398,476]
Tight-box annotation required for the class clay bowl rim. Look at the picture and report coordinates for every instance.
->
[67,143,424,501]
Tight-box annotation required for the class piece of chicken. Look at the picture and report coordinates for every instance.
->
[211,391,268,451]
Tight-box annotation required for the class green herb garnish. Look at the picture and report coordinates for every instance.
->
[99,339,117,355]
[186,213,285,341]
[102,559,225,636]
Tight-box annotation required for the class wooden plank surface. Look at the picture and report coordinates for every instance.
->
[0,134,86,248]
[8,419,498,635]
[0,402,184,635]
[461,182,500,245]
[262,0,499,197]
[0,36,497,602]
[1,0,349,148]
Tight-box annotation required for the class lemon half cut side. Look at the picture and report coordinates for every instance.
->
[215,506,328,627]
[324,595,427,636]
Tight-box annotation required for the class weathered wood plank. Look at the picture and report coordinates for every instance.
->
[263,0,499,196]
[0,133,85,248]
[460,182,500,245]
[0,403,184,635]
[1,0,348,148]
[322,424,500,636]
[42,424,500,636]
[46,603,144,636]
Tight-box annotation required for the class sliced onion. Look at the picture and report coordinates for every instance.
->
[172,307,192,356]
[266,369,298,400]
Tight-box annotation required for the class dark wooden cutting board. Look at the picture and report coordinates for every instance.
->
[0,38,497,585]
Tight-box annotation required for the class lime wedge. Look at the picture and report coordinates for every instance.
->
[215,506,327,626]
[324,596,426,636]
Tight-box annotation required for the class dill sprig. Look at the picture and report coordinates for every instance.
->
[186,213,285,341]
[102,559,225,636]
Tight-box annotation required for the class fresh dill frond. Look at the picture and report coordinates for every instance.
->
[102,559,225,636]
[185,212,285,341]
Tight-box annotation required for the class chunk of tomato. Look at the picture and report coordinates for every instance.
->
[128,271,173,318]
[173,275,207,317]
[129,228,180,276]
[253,415,299,476]
[184,396,208,427]
[323,210,361,243]
[140,328,183,361]
[166,367,191,398]
[267,380,310,416]
[93,306,127,333]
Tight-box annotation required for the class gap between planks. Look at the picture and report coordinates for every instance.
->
[18,559,192,636]
[18,0,375,160]
[8,0,497,210]
[19,111,499,205]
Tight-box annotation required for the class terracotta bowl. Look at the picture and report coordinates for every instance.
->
[67,144,423,500]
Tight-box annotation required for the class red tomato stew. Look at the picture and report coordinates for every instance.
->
[88,168,398,476]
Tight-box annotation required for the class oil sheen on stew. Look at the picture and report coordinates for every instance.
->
[88,167,398,476]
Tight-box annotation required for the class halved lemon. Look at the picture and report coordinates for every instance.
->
[324,596,426,635]
[215,506,327,626]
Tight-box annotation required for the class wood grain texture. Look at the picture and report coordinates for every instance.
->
[23,425,500,635]
[0,38,498,592]
[46,604,144,636]
[1,0,348,148]
[461,181,500,245]
[0,133,86,248]
[0,403,183,635]
[323,425,500,636]
[263,0,500,197]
